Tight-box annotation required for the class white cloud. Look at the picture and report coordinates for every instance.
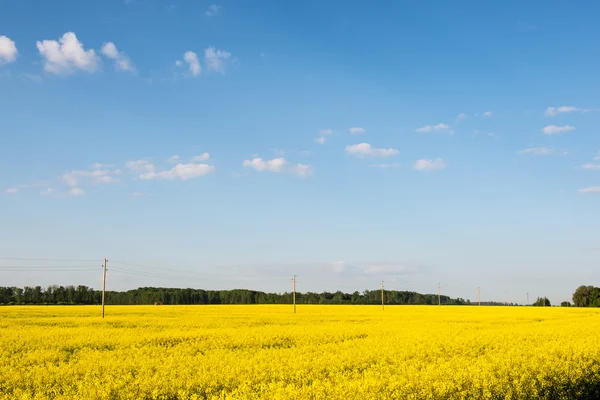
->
[4,188,19,194]
[594,152,600,161]
[582,163,600,170]
[132,192,151,197]
[36,32,100,75]
[175,60,182,66]
[141,163,215,180]
[483,111,493,117]
[183,51,201,76]
[40,188,55,196]
[243,157,286,172]
[61,167,118,186]
[0,36,18,65]
[242,157,311,177]
[167,155,181,163]
[192,152,210,162]
[288,163,313,177]
[455,113,468,123]
[518,147,554,155]
[315,129,333,144]
[413,158,446,171]
[372,162,401,169]
[126,160,155,172]
[542,125,575,134]
[349,127,366,135]
[330,261,345,273]
[578,187,600,194]
[100,41,135,72]
[416,123,450,133]
[345,143,399,158]
[545,106,580,117]
[206,4,221,16]
[67,188,85,196]
[204,47,232,74]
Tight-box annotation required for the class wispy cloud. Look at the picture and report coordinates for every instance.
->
[349,127,366,135]
[581,163,600,170]
[61,166,120,186]
[483,111,493,117]
[455,113,468,123]
[192,152,210,162]
[545,106,581,117]
[578,187,600,194]
[372,163,401,169]
[416,123,450,133]
[315,129,333,144]
[345,143,399,158]
[518,147,554,155]
[206,4,221,16]
[0,35,18,65]
[542,125,575,135]
[36,32,100,75]
[4,188,19,194]
[204,47,232,74]
[100,41,135,72]
[413,158,446,171]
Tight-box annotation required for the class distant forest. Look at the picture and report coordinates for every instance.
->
[0,285,471,305]
[2,285,598,306]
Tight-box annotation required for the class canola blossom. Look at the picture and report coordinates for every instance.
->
[1,305,600,399]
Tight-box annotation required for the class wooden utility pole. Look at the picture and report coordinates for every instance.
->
[101,258,107,318]
[292,275,296,314]
[380,281,384,311]
[438,283,441,306]
[478,287,481,306]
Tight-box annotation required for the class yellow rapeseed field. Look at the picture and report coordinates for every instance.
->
[1,305,600,399]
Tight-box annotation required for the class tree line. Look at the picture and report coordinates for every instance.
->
[0,285,470,305]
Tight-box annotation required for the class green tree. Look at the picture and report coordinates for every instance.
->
[532,297,551,307]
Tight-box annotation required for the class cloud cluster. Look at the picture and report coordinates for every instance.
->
[36,32,100,75]
[0,35,17,65]
[242,157,312,177]
[345,143,398,158]
[178,47,233,76]
[127,157,215,180]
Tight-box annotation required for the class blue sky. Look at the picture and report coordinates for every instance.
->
[1,0,599,304]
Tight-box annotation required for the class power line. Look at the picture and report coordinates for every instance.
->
[0,267,99,271]
[110,260,290,280]
[0,257,100,262]
[0,265,99,269]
